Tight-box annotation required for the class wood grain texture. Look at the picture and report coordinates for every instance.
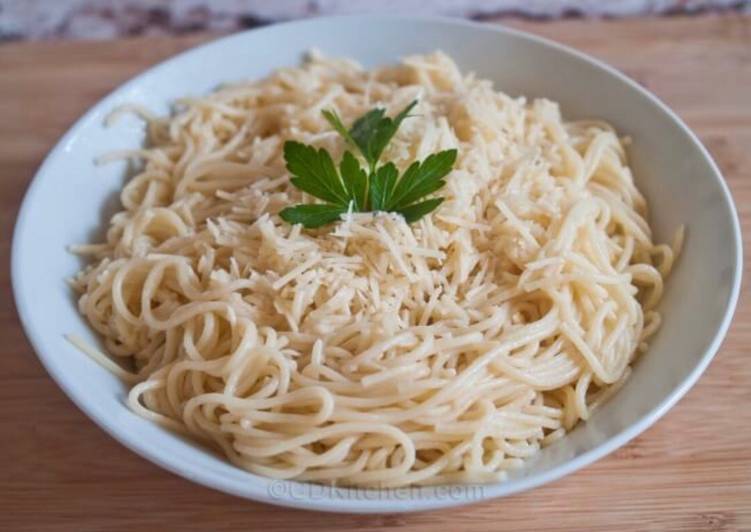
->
[1,14,749,532]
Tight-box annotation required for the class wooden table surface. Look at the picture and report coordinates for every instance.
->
[1,13,749,532]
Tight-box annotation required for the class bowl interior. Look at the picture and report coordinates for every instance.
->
[12,16,741,513]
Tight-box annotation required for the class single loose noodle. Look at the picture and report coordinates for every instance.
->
[70,51,681,487]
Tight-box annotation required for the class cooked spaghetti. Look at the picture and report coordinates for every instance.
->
[70,51,681,487]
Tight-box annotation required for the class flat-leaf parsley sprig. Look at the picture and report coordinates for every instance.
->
[279,100,457,228]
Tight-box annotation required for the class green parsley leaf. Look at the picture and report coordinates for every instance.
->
[370,162,398,212]
[387,149,457,209]
[284,141,349,205]
[322,109,356,147]
[279,204,348,228]
[340,151,368,210]
[349,107,386,166]
[350,100,417,170]
[397,197,445,223]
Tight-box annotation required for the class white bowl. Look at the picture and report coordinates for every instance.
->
[12,15,742,513]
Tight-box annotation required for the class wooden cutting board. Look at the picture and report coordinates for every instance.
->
[1,13,749,532]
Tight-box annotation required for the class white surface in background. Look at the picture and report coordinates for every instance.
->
[0,0,747,40]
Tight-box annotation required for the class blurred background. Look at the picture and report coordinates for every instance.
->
[1,0,749,41]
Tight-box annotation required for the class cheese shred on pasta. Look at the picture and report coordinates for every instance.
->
[71,51,680,487]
